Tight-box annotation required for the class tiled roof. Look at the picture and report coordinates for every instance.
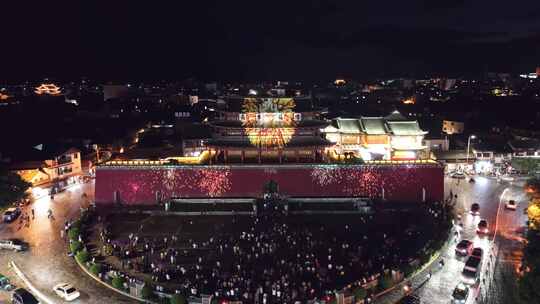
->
[335,119,362,134]
[359,117,387,135]
[386,121,427,136]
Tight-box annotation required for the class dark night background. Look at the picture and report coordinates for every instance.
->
[2,1,540,81]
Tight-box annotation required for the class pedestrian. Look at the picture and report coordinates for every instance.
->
[31,209,35,219]
[60,229,65,239]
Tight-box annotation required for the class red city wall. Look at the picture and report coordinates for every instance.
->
[95,164,444,205]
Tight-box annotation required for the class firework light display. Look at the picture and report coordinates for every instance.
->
[96,164,444,205]
[241,97,296,148]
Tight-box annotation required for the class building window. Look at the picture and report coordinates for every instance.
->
[73,153,78,159]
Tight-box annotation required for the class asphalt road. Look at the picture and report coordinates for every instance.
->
[400,176,528,304]
[0,181,136,304]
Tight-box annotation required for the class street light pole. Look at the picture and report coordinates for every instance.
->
[466,135,476,171]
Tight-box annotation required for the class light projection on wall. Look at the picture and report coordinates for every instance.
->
[95,165,444,204]
[241,98,296,148]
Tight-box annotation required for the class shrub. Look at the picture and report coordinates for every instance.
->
[68,227,81,240]
[76,249,90,264]
[112,276,125,290]
[69,241,82,253]
[141,284,153,299]
[353,287,367,300]
[378,273,394,290]
[89,263,102,276]
[169,294,187,304]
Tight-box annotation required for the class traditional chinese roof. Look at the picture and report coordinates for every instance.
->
[386,121,428,136]
[384,110,408,121]
[334,118,362,134]
[508,139,540,151]
[359,117,388,135]
[207,137,334,148]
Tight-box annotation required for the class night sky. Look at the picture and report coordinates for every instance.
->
[2,1,540,81]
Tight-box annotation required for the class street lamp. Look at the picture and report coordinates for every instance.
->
[466,134,476,169]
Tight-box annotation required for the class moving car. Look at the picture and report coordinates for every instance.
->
[3,207,21,222]
[505,200,517,210]
[451,283,470,303]
[455,240,473,256]
[470,203,480,216]
[451,172,466,179]
[53,282,80,301]
[477,220,489,234]
[12,288,39,304]
[0,239,27,252]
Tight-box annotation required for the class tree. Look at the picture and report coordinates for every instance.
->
[112,276,126,290]
[513,158,540,175]
[169,294,186,304]
[526,178,540,195]
[527,198,540,229]
[75,249,90,264]
[89,263,102,276]
[141,283,153,299]
[0,168,31,208]
[70,240,82,254]
[68,227,81,240]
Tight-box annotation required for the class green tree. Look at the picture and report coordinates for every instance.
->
[75,249,90,264]
[169,294,186,304]
[69,240,82,254]
[68,227,81,240]
[513,159,540,175]
[111,276,125,290]
[89,263,102,276]
[0,168,31,208]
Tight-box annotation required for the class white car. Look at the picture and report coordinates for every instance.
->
[0,239,27,252]
[53,283,80,301]
[505,200,517,210]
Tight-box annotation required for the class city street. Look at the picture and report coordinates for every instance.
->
[0,181,135,303]
[400,176,528,304]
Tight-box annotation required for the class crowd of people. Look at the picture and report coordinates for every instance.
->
[98,200,439,303]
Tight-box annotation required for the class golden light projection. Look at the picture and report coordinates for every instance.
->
[0,93,9,100]
[402,96,416,104]
[35,83,61,95]
[241,98,296,148]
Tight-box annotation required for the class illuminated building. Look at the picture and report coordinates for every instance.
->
[207,96,332,163]
[322,110,428,160]
[34,83,62,95]
[96,96,444,205]
[9,147,82,191]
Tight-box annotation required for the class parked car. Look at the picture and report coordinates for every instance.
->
[505,200,517,210]
[53,282,80,301]
[3,207,21,222]
[462,256,482,285]
[451,283,470,303]
[455,240,473,256]
[471,247,484,261]
[477,220,489,234]
[470,203,480,216]
[0,239,27,252]
[12,288,39,304]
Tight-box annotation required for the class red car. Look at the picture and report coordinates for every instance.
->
[455,240,473,256]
